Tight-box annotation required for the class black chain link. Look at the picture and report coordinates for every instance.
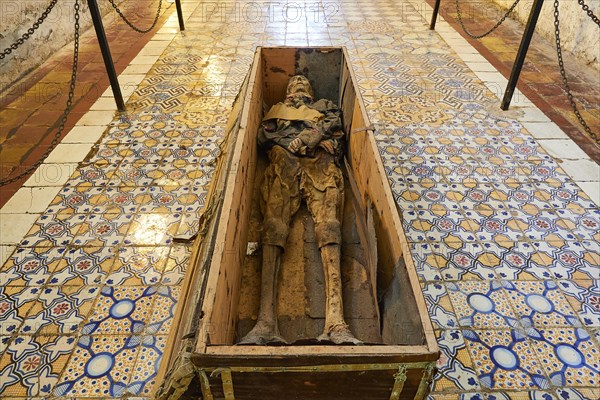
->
[578,0,600,26]
[107,0,163,33]
[456,0,522,39]
[1,0,58,60]
[0,0,81,186]
[554,0,599,142]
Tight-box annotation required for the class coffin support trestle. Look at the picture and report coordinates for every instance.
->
[196,362,436,400]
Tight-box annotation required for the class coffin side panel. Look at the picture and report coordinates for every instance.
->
[205,53,264,345]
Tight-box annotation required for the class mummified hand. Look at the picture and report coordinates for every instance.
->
[288,137,303,153]
[318,139,335,154]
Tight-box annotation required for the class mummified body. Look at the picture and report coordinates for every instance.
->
[238,76,362,346]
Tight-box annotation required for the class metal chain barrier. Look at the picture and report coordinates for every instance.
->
[0,0,81,186]
[456,0,522,39]
[107,0,163,33]
[0,0,58,60]
[554,0,598,142]
[578,0,600,26]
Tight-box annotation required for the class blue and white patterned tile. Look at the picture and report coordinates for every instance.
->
[106,247,169,286]
[447,281,519,329]
[126,335,168,396]
[107,163,157,187]
[146,286,180,335]
[19,214,87,248]
[0,247,67,286]
[161,244,191,286]
[0,286,42,335]
[505,280,581,329]
[401,210,479,243]
[82,286,159,335]
[491,241,552,281]
[91,186,152,214]
[65,162,119,188]
[543,241,599,281]
[0,335,76,397]
[409,242,444,282]
[46,246,117,286]
[483,391,556,400]
[73,213,135,247]
[519,160,569,183]
[46,186,104,215]
[137,186,194,213]
[19,286,100,334]
[533,182,597,210]
[53,335,139,397]
[560,209,600,241]
[553,387,600,400]
[422,283,459,330]
[462,329,550,390]
[464,209,526,242]
[527,328,599,388]
[420,242,498,281]
[557,280,600,329]
[431,330,481,393]
[0,335,11,356]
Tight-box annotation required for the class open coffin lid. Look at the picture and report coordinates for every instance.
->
[156,47,439,400]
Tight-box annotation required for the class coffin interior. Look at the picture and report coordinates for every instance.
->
[198,47,431,352]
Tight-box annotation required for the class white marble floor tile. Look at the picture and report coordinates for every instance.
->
[89,97,119,111]
[0,187,62,214]
[0,245,15,266]
[76,110,116,126]
[576,182,600,206]
[45,143,94,163]
[63,125,106,144]
[0,213,39,244]
[538,139,590,160]
[560,159,600,182]
[23,163,78,187]
[522,122,569,139]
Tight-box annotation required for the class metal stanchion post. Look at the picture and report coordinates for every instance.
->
[87,0,125,111]
[501,0,544,110]
[430,0,442,30]
[175,0,185,31]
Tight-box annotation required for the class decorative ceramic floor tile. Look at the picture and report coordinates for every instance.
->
[161,244,191,286]
[123,213,181,246]
[106,246,170,286]
[506,280,581,329]
[82,286,159,335]
[53,335,140,397]
[0,247,66,287]
[126,335,168,396]
[20,214,88,248]
[0,335,75,397]
[528,328,599,388]
[447,281,519,329]
[46,246,117,286]
[19,285,100,334]
[1,0,598,398]
[463,329,550,390]
[432,329,480,392]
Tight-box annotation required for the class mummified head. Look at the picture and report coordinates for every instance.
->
[286,75,314,98]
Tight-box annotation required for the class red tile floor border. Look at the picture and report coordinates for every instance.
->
[0,1,176,207]
[425,0,600,163]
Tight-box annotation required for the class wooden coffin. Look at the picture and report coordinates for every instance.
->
[156,47,439,400]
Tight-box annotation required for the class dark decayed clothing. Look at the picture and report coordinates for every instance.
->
[258,98,345,249]
[258,98,344,156]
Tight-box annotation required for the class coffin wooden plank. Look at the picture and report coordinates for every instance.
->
[196,55,263,351]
